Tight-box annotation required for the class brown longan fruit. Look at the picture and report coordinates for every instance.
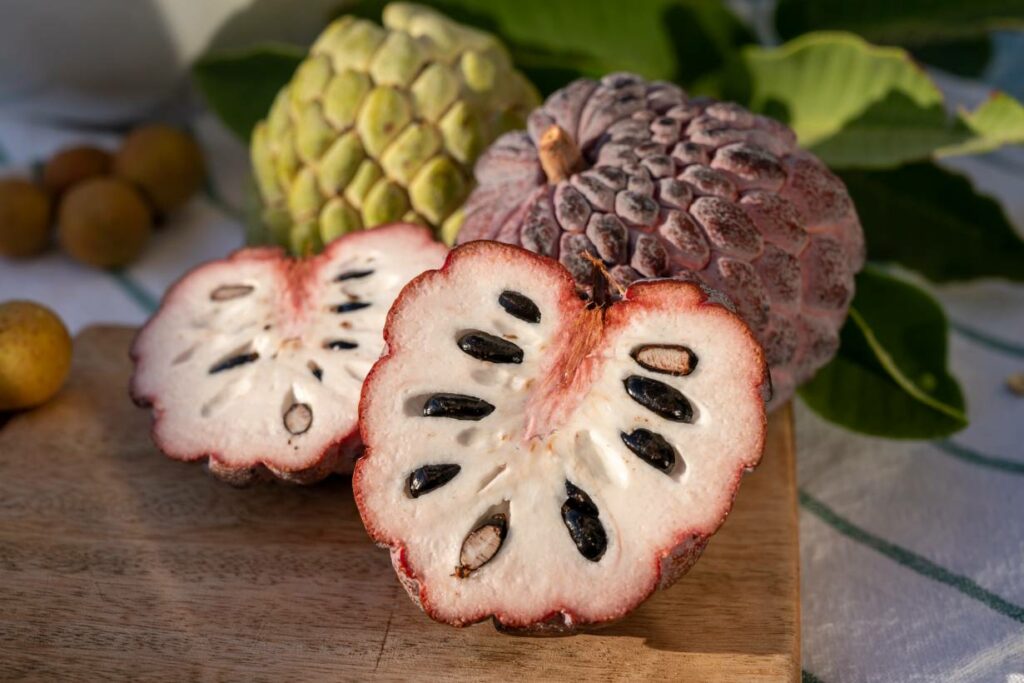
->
[57,178,152,268]
[42,145,113,196]
[0,178,51,258]
[114,124,204,213]
[0,300,72,411]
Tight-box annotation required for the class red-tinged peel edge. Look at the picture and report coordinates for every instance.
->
[355,240,768,633]
[130,223,448,484]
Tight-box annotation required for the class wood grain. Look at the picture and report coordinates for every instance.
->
[0,326,799,681]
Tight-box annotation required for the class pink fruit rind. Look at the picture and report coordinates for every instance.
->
[354,240,767,631]
[131,223,446,484]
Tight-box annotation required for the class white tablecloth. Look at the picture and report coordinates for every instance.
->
[1,110,1021,683]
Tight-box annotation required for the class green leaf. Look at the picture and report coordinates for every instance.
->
[192,44,304,141]
[940,91,1024,156]
[736,32,1024,168]
[739,32,945,147]
[428,0,754,94]
[775,0,1024,45]
[799,268,967,439]
[840,163,1024,282]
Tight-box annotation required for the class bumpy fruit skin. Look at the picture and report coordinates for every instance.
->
[459,73,865,406]
[42,146,112,196]
[0,301,72,411]
[58,178,152,268]
[0,178,52,259]
[114,125,204,213]
[250,2,539,254]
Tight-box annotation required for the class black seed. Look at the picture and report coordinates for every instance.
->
[407,464,461,498]
[324,339,359,350]
[561,481,606,562]
[456,513,508,577]
[283,403,313,435]
[209,351,259,374]
[564,480,598,515]
[631,344,698,376]
[620,428,677,472]
[623,375,694,422]
[422,393,495,420]
[498,290,541,324]
[332,301,371,313]
[457,332,524,364]
[335,268,374,281]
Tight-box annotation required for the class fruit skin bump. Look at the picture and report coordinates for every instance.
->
[458,73,866,407]
[0,301,72,411]
[130,223,447,485]
[0,178,52,259]
[355,240,767,632]
[250,2,539,254]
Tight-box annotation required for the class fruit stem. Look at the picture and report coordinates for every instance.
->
[581,252,626,307]
[539,125,582,183]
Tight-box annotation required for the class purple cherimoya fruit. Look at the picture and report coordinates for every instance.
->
[130,223,447,484]
[458,73,865,406]
[354,240,768,632]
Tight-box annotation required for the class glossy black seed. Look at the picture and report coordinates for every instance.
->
[335,268,374,281]
[422,393,495,420]
[324,339,359,350]
[620,428,676,472]
[332,301,371,313]
[498,290,541,324]
[561,481,606,562]
[407,464,461,498]
[631,344,698,376]
[623,375,694,422]
[564,481,598,515]
[209,351,259,374]
[458,332,523,364]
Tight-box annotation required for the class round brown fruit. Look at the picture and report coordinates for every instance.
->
[0,300,72,411]
[42,145,112,196]
[58,178,152,268]
[0,178,52,259]
[114,124,204,213]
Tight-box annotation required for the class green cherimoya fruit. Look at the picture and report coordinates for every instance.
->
[251,2,539,254]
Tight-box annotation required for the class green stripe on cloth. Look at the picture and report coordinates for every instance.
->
[934,441,1024,475]
[802,670,826,683]
[800,489,1024,624]
[951,320,1024,359]
[110,270,159,314]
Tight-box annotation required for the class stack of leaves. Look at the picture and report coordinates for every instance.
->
[193,0,1024,440]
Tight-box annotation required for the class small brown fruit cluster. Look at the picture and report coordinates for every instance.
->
[0,124,204,269]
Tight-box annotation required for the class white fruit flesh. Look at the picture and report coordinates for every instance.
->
[356,242,767,628]
[131,224,446,482]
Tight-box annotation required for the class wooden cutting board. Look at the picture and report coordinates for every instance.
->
[0,326,799,681]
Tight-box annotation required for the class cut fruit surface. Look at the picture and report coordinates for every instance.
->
[355,241,768,631]
[131,223,447,484]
